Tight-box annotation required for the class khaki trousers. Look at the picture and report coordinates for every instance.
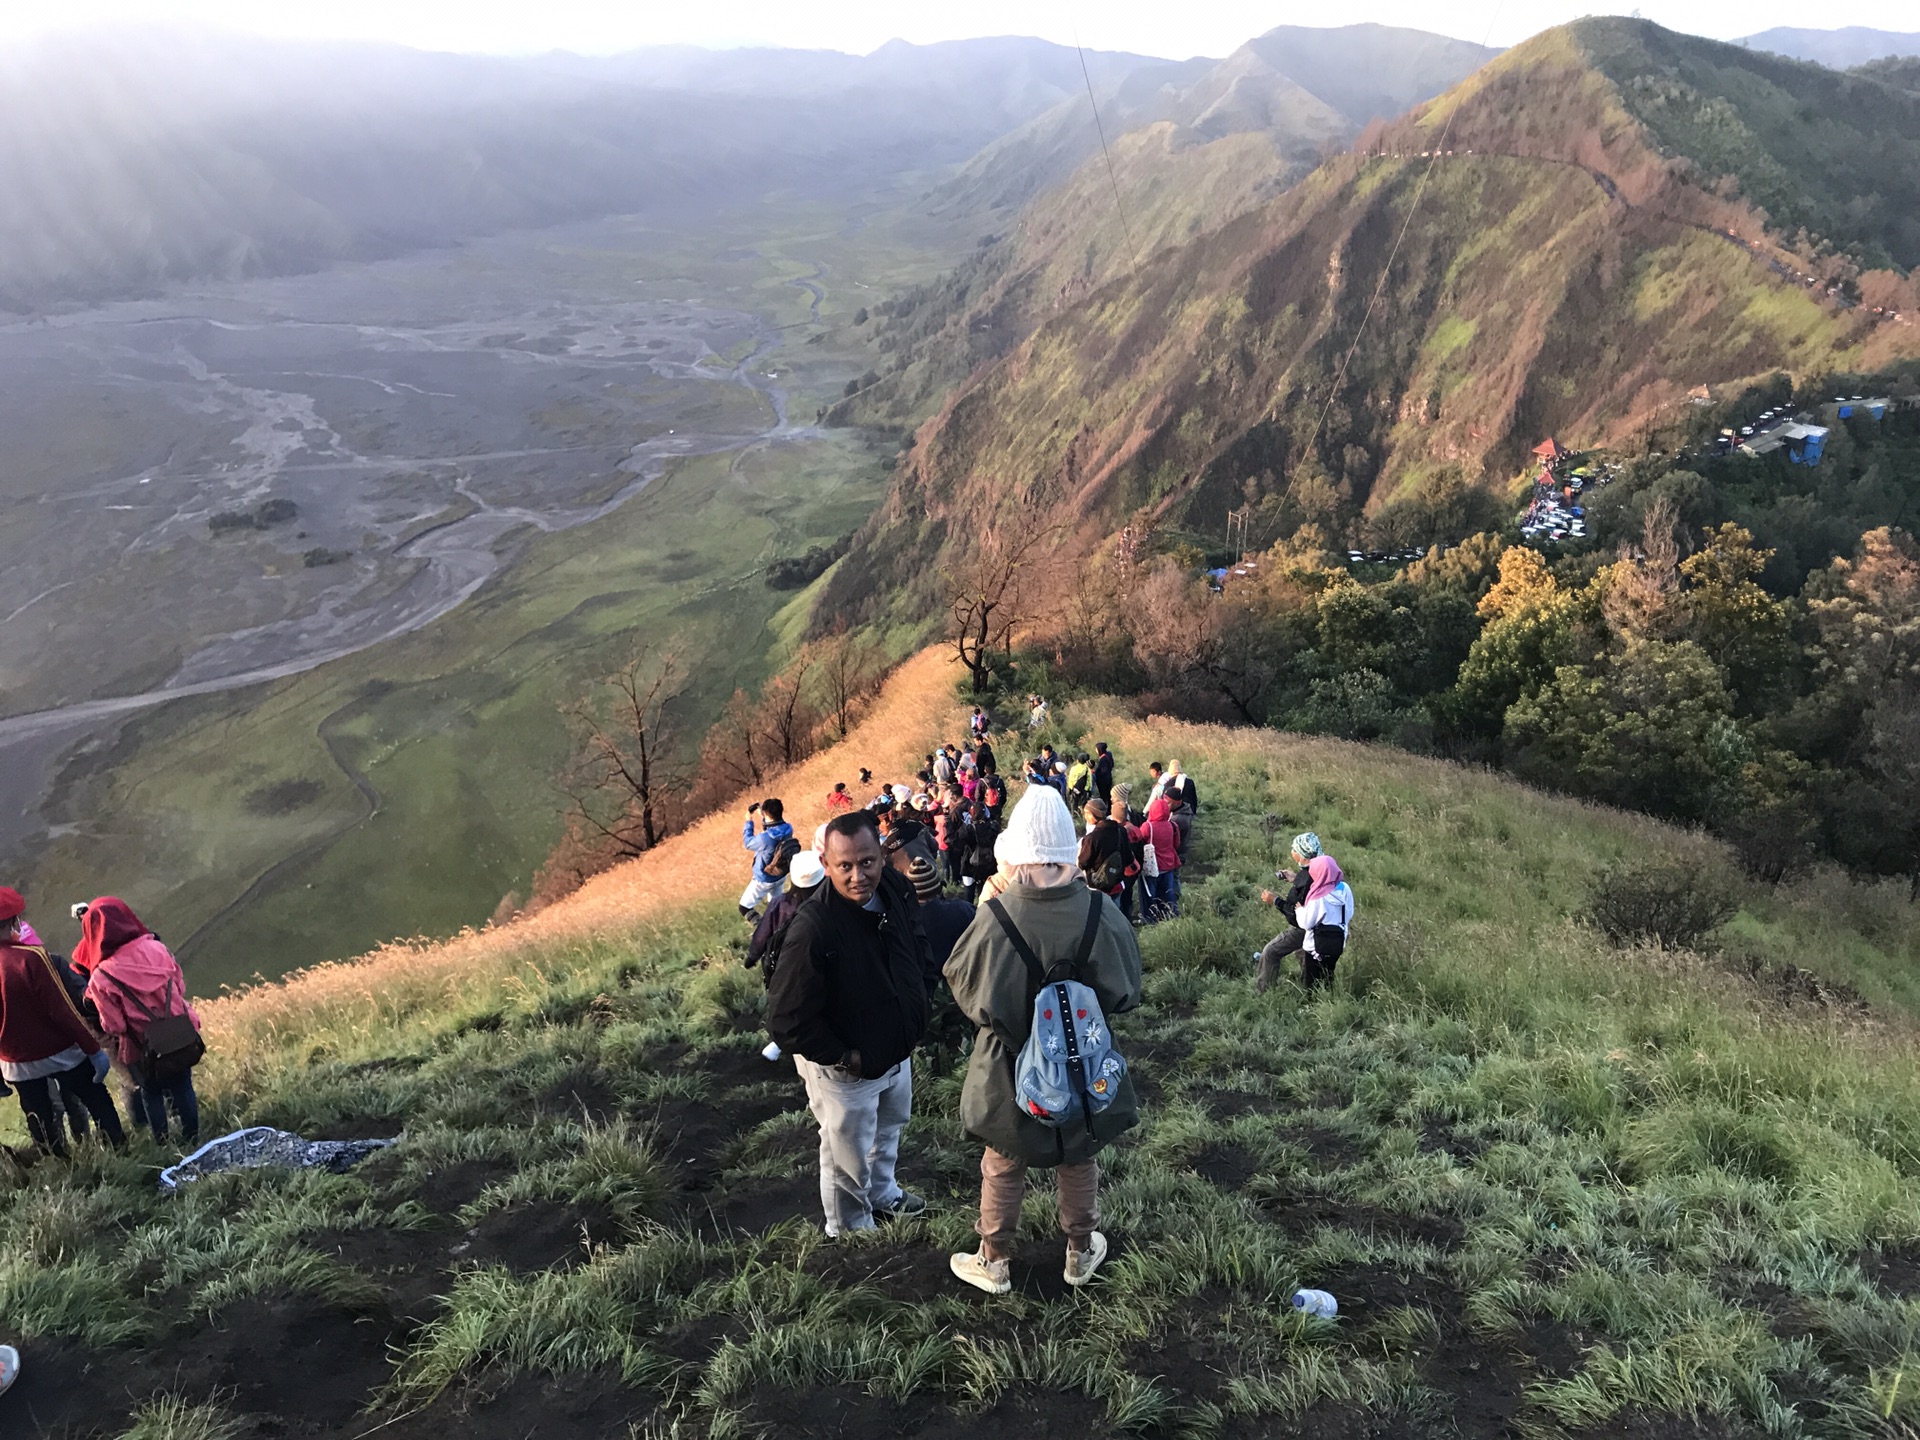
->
[977,1146,1099,1259]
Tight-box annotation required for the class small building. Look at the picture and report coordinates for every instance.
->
[1532,438,1569,463]
[1688,385,1712,405]
[1823,396,1891,423]
[1782,422,1829,466]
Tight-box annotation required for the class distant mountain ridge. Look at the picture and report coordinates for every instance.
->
[839,24,1496,430]
[0,28,1156,311]
[1738,26,1920,67]
[816,18,1920,632]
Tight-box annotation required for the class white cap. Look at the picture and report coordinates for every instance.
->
[997,785,1081,867]
[790,850,826,888]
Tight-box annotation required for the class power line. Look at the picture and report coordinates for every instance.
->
[1072,26,1140,272]
[1254,0,1506,550]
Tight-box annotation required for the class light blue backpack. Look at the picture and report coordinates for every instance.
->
[986,896,1127,1134]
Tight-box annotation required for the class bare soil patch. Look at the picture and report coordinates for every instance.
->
[739,1385,1108,1439]
[7,1291,396,1439]
[372,1366,660,1440]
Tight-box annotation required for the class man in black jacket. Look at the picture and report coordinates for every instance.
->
[767,811,933,1236]
[1091,742,1115,804]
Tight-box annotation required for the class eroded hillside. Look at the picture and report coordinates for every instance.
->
[818,20,1920,630]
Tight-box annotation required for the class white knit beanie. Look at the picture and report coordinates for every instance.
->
[997,785,1081,867]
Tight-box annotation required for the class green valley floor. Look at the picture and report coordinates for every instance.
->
[6,663,1920,1439]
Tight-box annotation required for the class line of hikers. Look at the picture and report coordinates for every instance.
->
[757,736,1203,925]
[0,889,205,1161]
[736,729,1354,1292]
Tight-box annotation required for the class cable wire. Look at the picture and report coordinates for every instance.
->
[1253,0,1506,548]
[1072,25,1140,271]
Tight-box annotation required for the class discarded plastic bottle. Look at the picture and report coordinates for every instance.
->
[1291,1289,1338,1318]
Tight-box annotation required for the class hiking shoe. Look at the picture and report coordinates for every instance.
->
[0,1344,19,1397]
[950,1250,1012,1295]
[875,1191,926,1222]
[1064,1231,1109,1287]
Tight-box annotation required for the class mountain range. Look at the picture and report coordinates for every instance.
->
[0,29,1151,310]
[1738,25,1920,67]
[819,18,1920,629]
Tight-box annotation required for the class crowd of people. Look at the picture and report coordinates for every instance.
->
[738,707,1356,1290]
[0,889,204,1162]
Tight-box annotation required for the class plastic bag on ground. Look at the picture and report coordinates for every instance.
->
[158,1125,398,1193]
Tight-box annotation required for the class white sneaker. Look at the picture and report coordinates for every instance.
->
[0,1344,19,1396]
[1064,1231,1109,1287]
[949,1250,1011,1295]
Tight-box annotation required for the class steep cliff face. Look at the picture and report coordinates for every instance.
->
[819,20,1920,630]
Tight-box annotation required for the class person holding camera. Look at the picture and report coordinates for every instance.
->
[766,810,932,1237]
[1255,832,1327,992]
[740,798,796,919]
[0,887,125,1157]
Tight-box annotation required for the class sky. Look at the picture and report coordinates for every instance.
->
[0,0,1895,57]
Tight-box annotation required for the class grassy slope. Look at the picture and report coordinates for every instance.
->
[19,201,967,993]
[10,650,1920,1438]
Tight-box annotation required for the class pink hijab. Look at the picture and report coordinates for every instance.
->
[1305,855,1344,903]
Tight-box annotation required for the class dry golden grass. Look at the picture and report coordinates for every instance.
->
[201,646,968,1075]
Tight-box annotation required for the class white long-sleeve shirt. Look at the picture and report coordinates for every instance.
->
[1298,883,1355,954]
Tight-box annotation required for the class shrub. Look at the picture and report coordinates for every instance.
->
[1585,857,1737,949]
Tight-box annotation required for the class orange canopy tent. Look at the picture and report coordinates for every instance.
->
[1532,438,1568,461]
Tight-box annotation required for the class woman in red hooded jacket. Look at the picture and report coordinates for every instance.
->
[77,898,201,1145]
[1126,795,1183,920]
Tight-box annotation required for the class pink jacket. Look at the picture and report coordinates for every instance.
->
[1127,797,1182,872]
[84,936,200,1054]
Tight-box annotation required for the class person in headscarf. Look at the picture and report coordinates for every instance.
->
[1126,795,1183,920]
[79,897,202,1145]
[1254,832,1324,992]
[0,888,124,1156]
[944,786,1142,1295]
[1294,855,1355,991]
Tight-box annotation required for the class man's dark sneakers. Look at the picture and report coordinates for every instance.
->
[875,1191,927,1222]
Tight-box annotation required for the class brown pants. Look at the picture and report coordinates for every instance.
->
[977,1147,1099,1259]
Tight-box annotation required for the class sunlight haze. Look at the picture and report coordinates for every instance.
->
[0,0,1902,55]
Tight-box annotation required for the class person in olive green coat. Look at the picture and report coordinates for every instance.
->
[944,785,1143,1294]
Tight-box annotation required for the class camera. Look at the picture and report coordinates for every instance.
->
[70,901,90,920]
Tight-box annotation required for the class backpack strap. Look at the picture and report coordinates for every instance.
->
[93,965,166,1025]
[984,898,1045,988]
[986,893,1106,986]
[1073,892,1104,976]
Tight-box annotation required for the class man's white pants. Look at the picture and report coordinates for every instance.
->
[793,1055,912,1236]
[740,874,785,912]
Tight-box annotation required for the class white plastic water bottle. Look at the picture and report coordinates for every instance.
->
[1291,1288,1338,1318]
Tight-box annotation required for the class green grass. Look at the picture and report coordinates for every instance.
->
[8,708,1920,1436]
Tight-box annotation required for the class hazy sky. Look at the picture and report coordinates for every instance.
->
[0,0,1892,57]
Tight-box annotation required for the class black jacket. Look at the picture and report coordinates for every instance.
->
[916,896,976,979]
[1092,752,1114,799]
[1273,867,1313,927]
[745,882,821,978]
[767,867,931,1076]
[1077,819,1134,891]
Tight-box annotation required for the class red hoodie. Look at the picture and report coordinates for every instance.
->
[0,942,103,1069]
[1127,796,1182,873]
[86,936,200,1061]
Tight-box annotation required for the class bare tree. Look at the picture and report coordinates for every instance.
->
[808,626,886,739]
[556,646,689,863]
[949,527,1055,694]
[1129,560,1279,724]
[761,659,818,768]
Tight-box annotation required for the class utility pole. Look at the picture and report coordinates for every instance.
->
[1227,505,1252,564]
